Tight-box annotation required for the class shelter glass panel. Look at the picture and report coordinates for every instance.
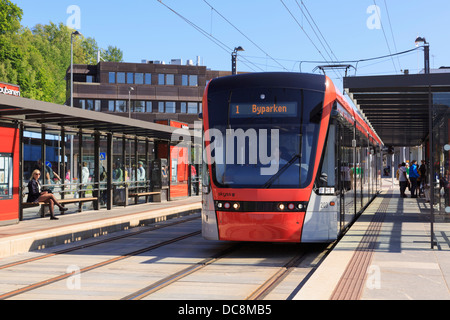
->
[99,135,108,207]
[112,137,124,182]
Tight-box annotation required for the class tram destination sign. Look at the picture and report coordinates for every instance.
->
[230,102,297,118]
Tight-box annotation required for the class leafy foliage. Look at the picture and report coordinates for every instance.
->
[0,1,123,104]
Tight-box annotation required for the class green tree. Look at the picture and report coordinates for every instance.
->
[0,2,124,104]
[81,37,100,64]
[0,0,22,34]
[102,45,124,62]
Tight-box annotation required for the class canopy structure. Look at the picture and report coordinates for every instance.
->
[0,94,194,140]
[344,72,450,147]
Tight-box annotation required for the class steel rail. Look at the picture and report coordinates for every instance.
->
[0,229,201,300]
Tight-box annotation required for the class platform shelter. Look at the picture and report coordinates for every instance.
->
[344,71,450,247]
[0,94,200,226]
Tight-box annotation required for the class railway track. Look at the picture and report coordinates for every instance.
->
[0,214,329,300]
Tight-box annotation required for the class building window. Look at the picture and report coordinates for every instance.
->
[117,72,125,84]
[158,74,174,85]
[188,102,198,114]
[134,101,145,112]
[79,99,85,109]
[158,101,164,113]
[108,100,115,112]
[166,101,176,113]
[135,73,144,84]
[181,102,187,113]
[145,73,152,85]
[86,75,94,83]
[181,75,198,86]
[182,75,188,86]
[166,74,174,85]
[158,74,165,85]
[109,72,115,84]
[157,101,176,113]
[127,72,134,84]
[146,101,152,112]
[95,100,101,111]
[189,75,198,86]
[116,100,127,112]
[86,99,94,111]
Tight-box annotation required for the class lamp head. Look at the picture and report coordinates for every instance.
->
[415,36,428,46]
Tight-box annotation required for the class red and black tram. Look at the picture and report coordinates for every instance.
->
[201,72,382,242]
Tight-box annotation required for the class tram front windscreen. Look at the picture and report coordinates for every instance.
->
[205,87,324,189]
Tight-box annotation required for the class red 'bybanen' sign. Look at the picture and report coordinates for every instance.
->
[0,82,20,97]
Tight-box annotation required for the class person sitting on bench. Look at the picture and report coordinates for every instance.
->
[27,169,68,220]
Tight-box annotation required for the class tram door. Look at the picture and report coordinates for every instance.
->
[338,122,355,231]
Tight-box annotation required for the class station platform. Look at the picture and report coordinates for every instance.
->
[0,196,201,259]
[295,180,450,300]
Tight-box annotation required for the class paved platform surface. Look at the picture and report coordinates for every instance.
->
[294,180,450,300]
[0,196,201,259]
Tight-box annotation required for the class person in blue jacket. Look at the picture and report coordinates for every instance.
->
[409,160,420,198]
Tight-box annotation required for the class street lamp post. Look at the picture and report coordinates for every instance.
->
[231,46,244,75]
[70,30,82,186]
[415,36,430,74]
[416,36,434,248]
[70,30,82,108]
[128,87,134,118]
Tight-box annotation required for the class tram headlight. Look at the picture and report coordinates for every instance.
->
[278,203,285,211]
[224,202,231,209]
[288,203,295,210]
[232,202,240,210]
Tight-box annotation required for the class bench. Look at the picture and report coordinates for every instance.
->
[128,191,161,204]
[22,197,99,216]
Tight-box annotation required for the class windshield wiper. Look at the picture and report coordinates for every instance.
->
[262,154,300,188]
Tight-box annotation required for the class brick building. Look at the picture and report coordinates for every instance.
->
[66,60,230,126]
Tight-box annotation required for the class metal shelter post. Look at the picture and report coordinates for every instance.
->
[428,85,435,249]
[94,132,100,210]
[106,133,113,210]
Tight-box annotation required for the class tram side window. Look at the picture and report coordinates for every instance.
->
[317,124,337,190]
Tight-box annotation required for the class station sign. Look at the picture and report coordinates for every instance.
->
[0,82,21,97]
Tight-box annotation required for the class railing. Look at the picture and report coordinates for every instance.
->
[22,179,153,203]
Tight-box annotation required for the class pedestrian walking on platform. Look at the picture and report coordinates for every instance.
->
[409,160,420,198]
[398,162,408,198]
[27,169,68,220]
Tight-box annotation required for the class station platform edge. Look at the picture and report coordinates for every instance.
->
[0,196,201,259]
[294,182,450,300]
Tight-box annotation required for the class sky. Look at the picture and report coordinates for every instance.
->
[13,0,450,87]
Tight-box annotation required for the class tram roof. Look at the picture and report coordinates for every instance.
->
[344,72,450,147]
[0,94,195,141]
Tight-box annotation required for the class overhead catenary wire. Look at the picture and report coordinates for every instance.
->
[279,0,342,81]
[203,0,289,72]
[157,0,263,72]
[372,0,398,73]
[298,46,421,74]
[383,0,402,71]
[295,0,342,76]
